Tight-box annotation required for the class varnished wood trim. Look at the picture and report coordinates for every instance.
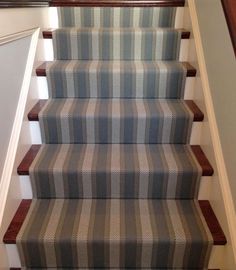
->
[42,29,190,39]
[3,200,32,244]
[36,61,196,77]
[185,100,204,122]
[17,145,41,175]
[28,100,47,121]
[49,0,185,7]
[199,200,227,245]
[191,145,214,176]
[4,199,226,245]
[0,1,48,7]
[221,0,236,56]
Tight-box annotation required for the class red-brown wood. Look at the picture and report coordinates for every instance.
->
[43,29,190,39]
[221,0,236,56]
[17,145,41,175]
[199,200,227,245]
[3,200,32,244]
[36,61,196,77]
[50,0,185,7]
[191,145,214,176]
[28,100,47,121]
[185,100,204,121]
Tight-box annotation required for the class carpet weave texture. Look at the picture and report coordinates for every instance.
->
[16,5,213,269]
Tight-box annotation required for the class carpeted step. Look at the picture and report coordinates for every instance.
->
[57,7,177,28]
[39,99,193,144]
[53,28,181,60]
[28,144,201,199]
[45,60,187,99]
[16,199,212,269]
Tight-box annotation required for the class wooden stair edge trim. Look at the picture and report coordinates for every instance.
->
[42,29,190,39]
[3,199,226,245]
[27,99,203,122]
[199,200,227,245]
[49,0,185,7]
[3,200,32,244]
[17,144,212,177]
[185,100,204,122]
[190,145,214,176]
[17,145,41,175]
[36,61,196,77]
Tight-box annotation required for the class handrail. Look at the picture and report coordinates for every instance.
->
[221,0,236,56]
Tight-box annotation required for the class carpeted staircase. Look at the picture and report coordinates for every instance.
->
[14,6,214,269]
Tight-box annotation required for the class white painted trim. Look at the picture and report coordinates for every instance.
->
[188,0,236,264]
[0,28,40,226]
[0,28,38,46]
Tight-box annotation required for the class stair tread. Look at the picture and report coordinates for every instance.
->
[28,99,203,121]
[3,198,226,247]
[18,144,213,177]
[5,199,213,268]
[22,144,202,198]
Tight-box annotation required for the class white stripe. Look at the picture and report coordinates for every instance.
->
[162,145,179,198]
[89,61,99,97]
[139,200,153,268]
[137,145,149,198]
[60,100,73,142]
[113,7,120,27]
[109,199,120,266]
[43,200,64,267]
[112,100,121,143]
[135,61,144,97]
[92,29,99,60]
[65,60,77,97]
[134,30,142,60]
[52,145,70,197]
[133,8,140,27]
[159,100,173,143]
[167,200,186,267]
[81,145,95,198]
[74,7,81,26]
[110,145,121,198]
[152,8,160,27]
[158,62,168,98]
[86,99,96,143]
[93,7,101,27]
[70,28,78,59]
[76,199,93,267]
[112,61,121,98]
[155,29,164,59]
[113,29,120,60]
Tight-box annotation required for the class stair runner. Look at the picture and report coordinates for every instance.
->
[16,6,213,269]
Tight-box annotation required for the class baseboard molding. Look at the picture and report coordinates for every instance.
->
[188,0,236,266]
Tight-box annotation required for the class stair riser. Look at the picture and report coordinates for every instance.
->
[19,175,212,200]
[37,76,195,100]
[29,121,202,145]
[6,244,222,269]
[42,38,189,62]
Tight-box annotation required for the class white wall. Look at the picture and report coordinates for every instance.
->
[0,8,53,268]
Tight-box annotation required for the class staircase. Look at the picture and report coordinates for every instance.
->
[3,3,227,269]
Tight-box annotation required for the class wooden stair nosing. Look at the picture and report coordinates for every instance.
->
[17,144,213,177]
[42,28,190,39]
[49,0,185,7]
[36,61,197,77]
[27,99,204,122]
[3,199,226,245]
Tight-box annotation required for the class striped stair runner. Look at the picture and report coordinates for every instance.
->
[11,5,215,269]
